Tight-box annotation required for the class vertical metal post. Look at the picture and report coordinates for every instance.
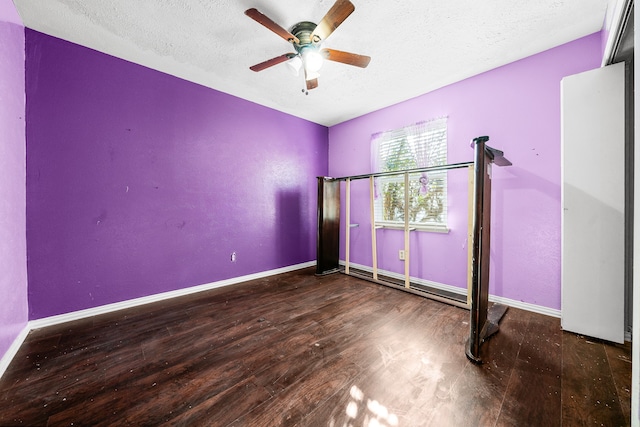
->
[316,177,340,275]
[466,136,490,363]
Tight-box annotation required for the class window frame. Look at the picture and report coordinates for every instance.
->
[372,118,448,233]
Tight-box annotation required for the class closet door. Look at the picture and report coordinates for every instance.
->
[561,62,625,343]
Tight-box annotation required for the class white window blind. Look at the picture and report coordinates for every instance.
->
[371,118,448,230]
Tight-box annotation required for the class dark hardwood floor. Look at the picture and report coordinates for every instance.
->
[0,268,632,426]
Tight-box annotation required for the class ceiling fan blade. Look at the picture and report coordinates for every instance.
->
[245,8,300,44]
[311,0,355,43]
[250,54,295,72]
[306,78,319,90]
[321,48,371,68]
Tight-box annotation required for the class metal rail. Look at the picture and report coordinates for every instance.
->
[328,161,474,182]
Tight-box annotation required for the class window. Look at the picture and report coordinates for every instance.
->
[371,118,448,231]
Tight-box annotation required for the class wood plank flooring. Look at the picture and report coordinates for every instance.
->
[0,268,632,426]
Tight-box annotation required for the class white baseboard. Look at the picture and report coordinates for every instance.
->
[340,260,561,318]
[28,261,316,330]
[0,324,30,380]
[0,261,314,381]
[488,295,561,318]
[4,259,563,381]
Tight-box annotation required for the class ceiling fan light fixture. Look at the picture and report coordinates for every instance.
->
[302,48,324,73]
[286,56,303,76]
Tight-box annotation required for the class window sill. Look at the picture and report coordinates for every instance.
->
[373,222,450,234]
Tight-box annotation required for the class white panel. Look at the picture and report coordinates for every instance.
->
[561,62,625,343]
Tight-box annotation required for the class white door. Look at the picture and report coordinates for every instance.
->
[561,61,625,344]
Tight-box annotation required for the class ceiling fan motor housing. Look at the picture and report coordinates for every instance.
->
[289,21,320,52]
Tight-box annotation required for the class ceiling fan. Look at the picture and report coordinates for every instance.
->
[245,0,371,92]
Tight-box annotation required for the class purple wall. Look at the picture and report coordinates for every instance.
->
[0,0,21,25]
[328,33,602,310]
[26,30,328,319]
[0,1,28,359]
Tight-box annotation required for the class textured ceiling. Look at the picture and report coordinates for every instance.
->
[12,0,609,126]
